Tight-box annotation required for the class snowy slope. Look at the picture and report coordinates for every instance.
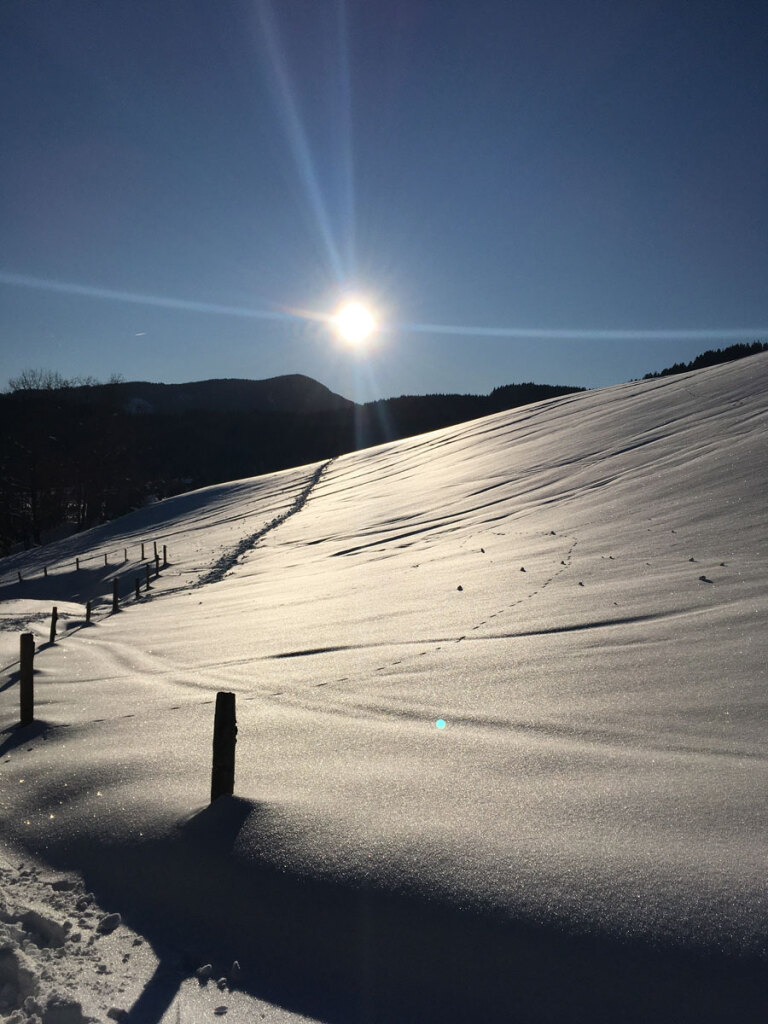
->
[1,354,767,1022]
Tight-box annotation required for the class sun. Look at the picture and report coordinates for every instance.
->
[334,300,377,346]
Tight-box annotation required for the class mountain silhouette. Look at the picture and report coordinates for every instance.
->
[63,374,354,416]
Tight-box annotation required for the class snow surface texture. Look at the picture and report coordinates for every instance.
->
[1,355,767,1022]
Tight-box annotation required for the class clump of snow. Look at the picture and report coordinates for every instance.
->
[194,963,212,981]
[94,915,120,937]
[0,858,121,1022]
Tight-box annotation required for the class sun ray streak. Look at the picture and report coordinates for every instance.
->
[256,0,345,282]
[400,322,768,341]
[0,271,293,322]
[337,0,356,277]
[4,272,763,346]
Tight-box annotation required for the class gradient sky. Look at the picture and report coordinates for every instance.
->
[2,0,766,402]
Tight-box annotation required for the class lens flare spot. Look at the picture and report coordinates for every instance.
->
[436,719,446,730]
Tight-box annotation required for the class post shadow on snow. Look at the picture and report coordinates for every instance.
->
[0,719,54,756]
[119,798,256,1024]
[120,961,186,1024]
[50,796,767,1024]
[0,666,22,693]
[0,632,89,691]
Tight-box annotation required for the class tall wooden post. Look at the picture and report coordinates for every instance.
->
[17,571,22,583]
[135,577,141,600]
[141,542,145,560]
[104,553,108,566]
[145,564,150,591]
[163,544,168,568]
[76,557,80,571]
[86,600,92,624]
[124,548,128,562]
[20,633,34,725]
[211,692,237,803]
[43,566,48,577]
[112,579,119,612]
[49,606,58,644]
[154,552,160,577]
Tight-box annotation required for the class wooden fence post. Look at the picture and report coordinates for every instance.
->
[141,543,145,560]
[124,548,128,562]
[76,557,80,571]
[86,600,92,624]
[211,692,237,803]
[104,553,108,566]
[49,606,58,644]
[44,566,48,577]
[163,544,168,568]
[112,579,119,612]
[154,552,160,577]
[20,633,34,725]
[145,565,150,591]
[135,577,140,600]
[17,571,22,583]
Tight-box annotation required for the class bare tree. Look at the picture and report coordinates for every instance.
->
[7,368,104,392]
[8,368,69,391]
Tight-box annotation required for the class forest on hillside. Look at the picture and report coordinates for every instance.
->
[643,341,767,379]
[3,339,765,555]
[0,379,580,553]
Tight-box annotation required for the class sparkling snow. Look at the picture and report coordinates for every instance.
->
[1,355,766,1021]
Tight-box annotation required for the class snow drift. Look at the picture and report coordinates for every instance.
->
[1,354,767,1022]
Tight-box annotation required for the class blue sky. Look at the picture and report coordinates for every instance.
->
[2,0,766,401]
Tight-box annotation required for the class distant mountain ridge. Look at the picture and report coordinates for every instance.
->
[64,374,354,416]
[5,341,767,553]
[0,373,583,551]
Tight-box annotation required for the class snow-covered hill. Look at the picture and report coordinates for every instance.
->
[1,354,766,1022]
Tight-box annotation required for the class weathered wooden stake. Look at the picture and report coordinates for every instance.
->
[145,564,150,591]
[154,552,160,577]
[153,541,158,560]
[112,579,119,612]
[104,553,108,566]
[17,571,22,583]
[76,557,80,571]
[141,542,145,560]
[163,544,168,568]
[211,692,237,803]
[135,577,141,600]
[49,606,58,644]
[124,548,128,562]
[43,566,48,577]
[20,633,34,725]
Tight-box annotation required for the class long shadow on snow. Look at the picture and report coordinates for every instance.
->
[0,719,55,755]
[0,563,140,608]
[52,796,767,1024]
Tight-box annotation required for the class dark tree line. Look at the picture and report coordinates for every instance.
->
[0,377,582,554]
[0,385,142,550]
[4,338,766,554]
[6,336,766,556]
[643,341,767,379]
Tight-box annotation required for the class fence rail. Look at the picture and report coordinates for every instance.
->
[11,565,234,809]
[0,541,169,587]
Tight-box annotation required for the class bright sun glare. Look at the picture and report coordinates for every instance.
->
[334,300,376,345]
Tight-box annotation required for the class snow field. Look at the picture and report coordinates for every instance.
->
[1,354,767,1021]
